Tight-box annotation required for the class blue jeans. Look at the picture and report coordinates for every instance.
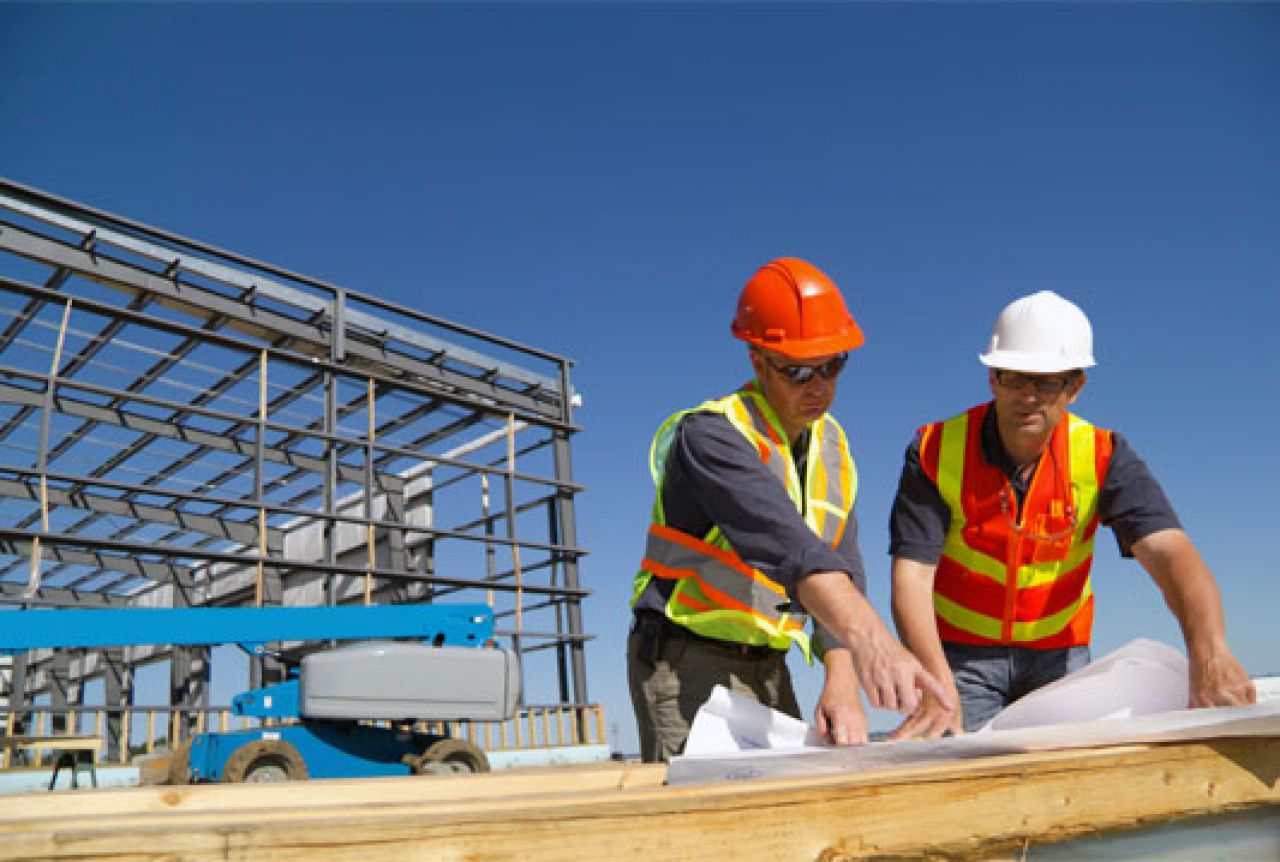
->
[943,642,1091,732]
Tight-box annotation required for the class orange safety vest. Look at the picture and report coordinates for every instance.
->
[919,403,1113,649]
[631,383,857,662]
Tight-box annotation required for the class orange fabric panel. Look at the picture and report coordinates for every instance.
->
[935,597,1095,649]
[934,558,1007,618]
[918,421,943,483]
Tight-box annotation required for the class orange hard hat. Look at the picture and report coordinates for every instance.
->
[730,258,865,359]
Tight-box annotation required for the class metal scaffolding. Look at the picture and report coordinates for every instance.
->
[0,178,590,753]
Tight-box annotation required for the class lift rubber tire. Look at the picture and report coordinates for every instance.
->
[166,738,193,785]
[220,739,309,784]
[410,738,490,775]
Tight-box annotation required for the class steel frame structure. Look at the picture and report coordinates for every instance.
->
[0,178,589,756]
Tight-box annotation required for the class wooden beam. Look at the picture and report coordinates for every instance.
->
[0,761,665,823]
[0,735,103,753]
[1,739,1277,861]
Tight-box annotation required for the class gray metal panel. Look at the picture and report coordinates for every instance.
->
[299,642,520,722]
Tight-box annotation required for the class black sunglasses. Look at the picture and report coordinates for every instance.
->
[758,352,849,385]
[993,370,1080,396]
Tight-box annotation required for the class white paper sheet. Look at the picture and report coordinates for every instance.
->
[683,684,825,755]
[670,638,1280,785]
[979,638,1189,731]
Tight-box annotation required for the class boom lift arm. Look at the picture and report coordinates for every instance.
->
[1,604,520,782]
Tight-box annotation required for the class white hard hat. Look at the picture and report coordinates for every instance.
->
[979,291,1096,373]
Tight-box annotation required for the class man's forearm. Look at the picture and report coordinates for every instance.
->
[795,570,953,714]
[1133,529,1229,655]
[797,570,886,647]
[891,557,951,678]
[1133,528,1255,706]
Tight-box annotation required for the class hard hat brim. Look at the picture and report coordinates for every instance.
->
[734,326,865,359]
[978,350,1096,374]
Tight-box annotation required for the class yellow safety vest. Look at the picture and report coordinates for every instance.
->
[631,383,857,662]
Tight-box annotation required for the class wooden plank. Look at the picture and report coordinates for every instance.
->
[0,760,665,823]
[0,738,1276,861]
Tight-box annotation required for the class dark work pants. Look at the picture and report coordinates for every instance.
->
[626,623,799,763]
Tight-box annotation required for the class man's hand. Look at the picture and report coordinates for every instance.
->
[796,570,956,716]
[844,620,954,714]
[888,556,963,739]
[1189,649,1256,708]
[1131,530,1257,710]
[887,684,964,740]
[815,647,868,746]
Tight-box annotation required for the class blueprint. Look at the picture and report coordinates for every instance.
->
[669,639,1280,785]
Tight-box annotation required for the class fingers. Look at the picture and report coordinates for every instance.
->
[1195,680,1257,708]
[869,661,918,713]
[864,678,906,713]
[840,722,869,746]
[821,709,868,746]
[1190,653,1257,709]
[814,705,831,740]
[849,630,957,718]
[914,666,956,712]
[863,664,951,717]
[815,694,869,747]
[887,698,958,742]
[829,723,850,746]
[886,714,921,742]
[1191,663,1258,708]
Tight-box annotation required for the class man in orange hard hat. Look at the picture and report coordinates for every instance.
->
[888,291,1256,739]
[627,257,952,762]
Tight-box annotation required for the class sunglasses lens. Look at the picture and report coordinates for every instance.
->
[785,355,845,384]
[761,353,847,385]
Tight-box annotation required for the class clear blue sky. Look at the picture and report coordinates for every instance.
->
[2,2,1276,756]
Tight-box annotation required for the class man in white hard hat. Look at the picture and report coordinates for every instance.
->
[887,290,1256,737]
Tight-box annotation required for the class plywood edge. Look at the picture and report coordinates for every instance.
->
[1,737,1276,861]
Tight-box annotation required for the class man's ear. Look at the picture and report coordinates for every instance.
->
[1066,371,1087,405]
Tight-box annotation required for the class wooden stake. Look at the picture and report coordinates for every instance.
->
[28,299,74,597]
[507,413,523,634]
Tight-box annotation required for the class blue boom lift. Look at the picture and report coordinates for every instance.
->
[1,604,520,782]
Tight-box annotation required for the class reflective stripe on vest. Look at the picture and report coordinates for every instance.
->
[923,404,1112,648]
[632,384,857,660]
